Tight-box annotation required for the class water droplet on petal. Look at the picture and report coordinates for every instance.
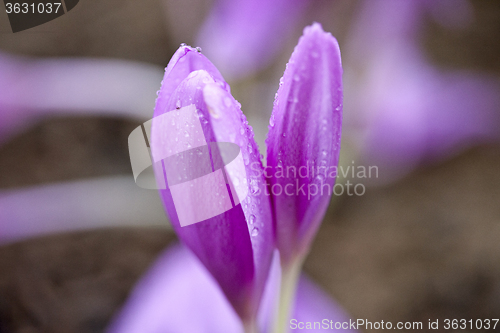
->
[196,46,202,53]
[251,184,258,194]
[249,215,256,225]
[176,100,181,109]
[251,227,259,236]
[180,43,187,47]
[208,106,220,119]
[269,114,275,127]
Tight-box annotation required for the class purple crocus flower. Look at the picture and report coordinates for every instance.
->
[110,22,344,332]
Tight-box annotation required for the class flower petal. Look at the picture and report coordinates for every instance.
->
[151,68,273,320]
[106,244,243,333]
[0,52,163,145]
[196,0,310,79]
[107,244,355,333]
[292,277,356,332]
[344,0,500,183]
[154,45,229,117]
[266,23,343,263]
[0,176,168,245]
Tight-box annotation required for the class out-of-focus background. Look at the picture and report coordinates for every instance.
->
[0,0,499,332]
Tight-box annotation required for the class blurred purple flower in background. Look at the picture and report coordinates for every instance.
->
[108,245,354,333]
[196,0,310,80]
[0,52,162,144]
[344,0,500,182]
[0,53,167,244]
[109,23,346,333]
[194,0,500,183]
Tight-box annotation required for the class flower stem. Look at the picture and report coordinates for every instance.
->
[272,255,305,333]
[243,319,259,333]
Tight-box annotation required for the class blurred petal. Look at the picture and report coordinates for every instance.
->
[108,244,355,333]
[151,51,273,320]
[107,243,243,333]
[266,23,343,263]
[0,176,169,245]
[0,52,163,143]
[196,0,310,79]
[360,49,500,181]
[292,277,355,332]
[344,0,500,183]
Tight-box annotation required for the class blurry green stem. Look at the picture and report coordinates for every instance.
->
[272,255,305,333]
[243,319,259,333]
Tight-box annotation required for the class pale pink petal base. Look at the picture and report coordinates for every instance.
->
[107,244,355,333]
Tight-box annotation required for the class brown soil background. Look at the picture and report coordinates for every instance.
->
[1,0,499,332]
